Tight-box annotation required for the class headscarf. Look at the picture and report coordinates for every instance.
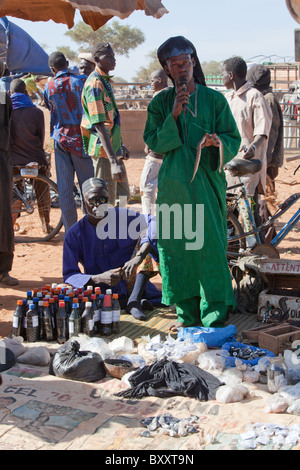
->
[11,93,35,110]
[82,177,108,196]
[157,36,206,86]
[246,64,271,90]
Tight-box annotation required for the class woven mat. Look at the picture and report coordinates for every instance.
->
[110,306,260,343]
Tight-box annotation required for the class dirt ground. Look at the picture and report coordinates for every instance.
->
[0,150,300,338]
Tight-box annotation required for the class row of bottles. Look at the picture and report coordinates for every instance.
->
[12,283,121,344]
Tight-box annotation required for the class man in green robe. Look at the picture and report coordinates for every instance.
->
[143,36,241,330]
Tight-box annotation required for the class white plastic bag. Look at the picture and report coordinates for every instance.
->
[216,384,249,403]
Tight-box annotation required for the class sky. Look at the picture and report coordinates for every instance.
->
[7,0,300,81]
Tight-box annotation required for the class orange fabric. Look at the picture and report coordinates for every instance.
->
[0,0,168,30]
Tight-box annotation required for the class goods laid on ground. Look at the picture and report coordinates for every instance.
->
[11,283,120,344]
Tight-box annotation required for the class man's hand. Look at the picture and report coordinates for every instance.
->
[121,145,130,160]
[240,144,255,160]
[202,133,220,148]
[110,160,126,182]
[172,83,189,120]
[121,256,141,278]
[91,268,122,286]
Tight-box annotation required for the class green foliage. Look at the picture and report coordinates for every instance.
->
[65,20,145,56]
[56,46,78,63]
[201,60,223,75]
[132,49,161,81]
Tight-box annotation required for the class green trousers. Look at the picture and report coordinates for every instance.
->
[175,296,229,328]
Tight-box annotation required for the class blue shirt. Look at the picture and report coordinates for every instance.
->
[63,208,161,303]
[43,70,86,157]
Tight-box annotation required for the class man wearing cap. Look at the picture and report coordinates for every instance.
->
[81,43,130,206]
[43,51,94,232]
[78,52,95,78]
[63,177,161,320]
[143,36,241,330]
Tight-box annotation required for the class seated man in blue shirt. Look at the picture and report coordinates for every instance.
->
[63,177,161,320]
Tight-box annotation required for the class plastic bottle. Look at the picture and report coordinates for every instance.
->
[93,293,103,335]
[101,290,113,336]
[42,301,54,341]
[81,301,94,337]
[56,301,68,344]
[26,304,39,342]
[26,291,33,301]
[12,300,24,337]
[38,300,44,340]
[68,302,81,337]
[112,293,121,334]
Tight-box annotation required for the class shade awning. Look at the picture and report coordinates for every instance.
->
[0,17,51,74]
[286,0,300,23]
[0,0,168,30]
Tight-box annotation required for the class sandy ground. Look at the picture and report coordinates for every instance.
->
[0,150,300,338]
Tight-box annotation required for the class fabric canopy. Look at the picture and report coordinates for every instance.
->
[286,0,300,23]
[0,0,168,30]
[0,17,51,74]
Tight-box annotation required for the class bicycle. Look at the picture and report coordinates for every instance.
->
[12,163,63,243]
[225,156,300,259]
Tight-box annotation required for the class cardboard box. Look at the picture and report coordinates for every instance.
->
[257,259,300,323]
[258,323,300,355]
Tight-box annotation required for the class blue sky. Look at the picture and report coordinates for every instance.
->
[8,0,299,80]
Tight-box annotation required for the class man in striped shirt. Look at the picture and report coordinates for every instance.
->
[81,43,130,206]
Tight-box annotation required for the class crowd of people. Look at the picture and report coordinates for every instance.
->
[0,36,287,331]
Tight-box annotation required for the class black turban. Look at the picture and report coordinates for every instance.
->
[157,36,206,87]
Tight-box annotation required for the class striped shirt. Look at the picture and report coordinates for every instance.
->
[81,67,122,157]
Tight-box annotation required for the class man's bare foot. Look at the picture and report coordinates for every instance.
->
[169,321,185,332]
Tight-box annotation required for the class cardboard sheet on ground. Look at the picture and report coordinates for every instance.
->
[0,342,299,450]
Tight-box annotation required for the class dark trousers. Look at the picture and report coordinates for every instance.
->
[0,252,13,274]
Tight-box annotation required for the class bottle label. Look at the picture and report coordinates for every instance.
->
[94,309,101,322]
[112,309,120,322]
[88,319,94,331]
[69,321,74,334]
[101,310,112,324]
[13,317,19,328]
[32,316,39,328]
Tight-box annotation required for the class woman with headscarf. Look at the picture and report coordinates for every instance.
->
[143,36,241,330]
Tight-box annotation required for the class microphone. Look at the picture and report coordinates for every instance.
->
[178,77,188,114]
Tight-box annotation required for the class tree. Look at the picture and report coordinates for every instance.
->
[201,61,223,75]
[56,46,78,63]
[65,20,145,56]
[132,49,161,81]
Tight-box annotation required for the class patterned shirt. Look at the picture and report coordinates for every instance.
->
[81,66,121,157]
[43,69,86,157]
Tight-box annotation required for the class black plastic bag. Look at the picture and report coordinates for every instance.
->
[50,340,106,382]
[0,346,16,372]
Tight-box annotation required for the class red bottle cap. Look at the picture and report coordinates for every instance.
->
[103,294,112,307]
